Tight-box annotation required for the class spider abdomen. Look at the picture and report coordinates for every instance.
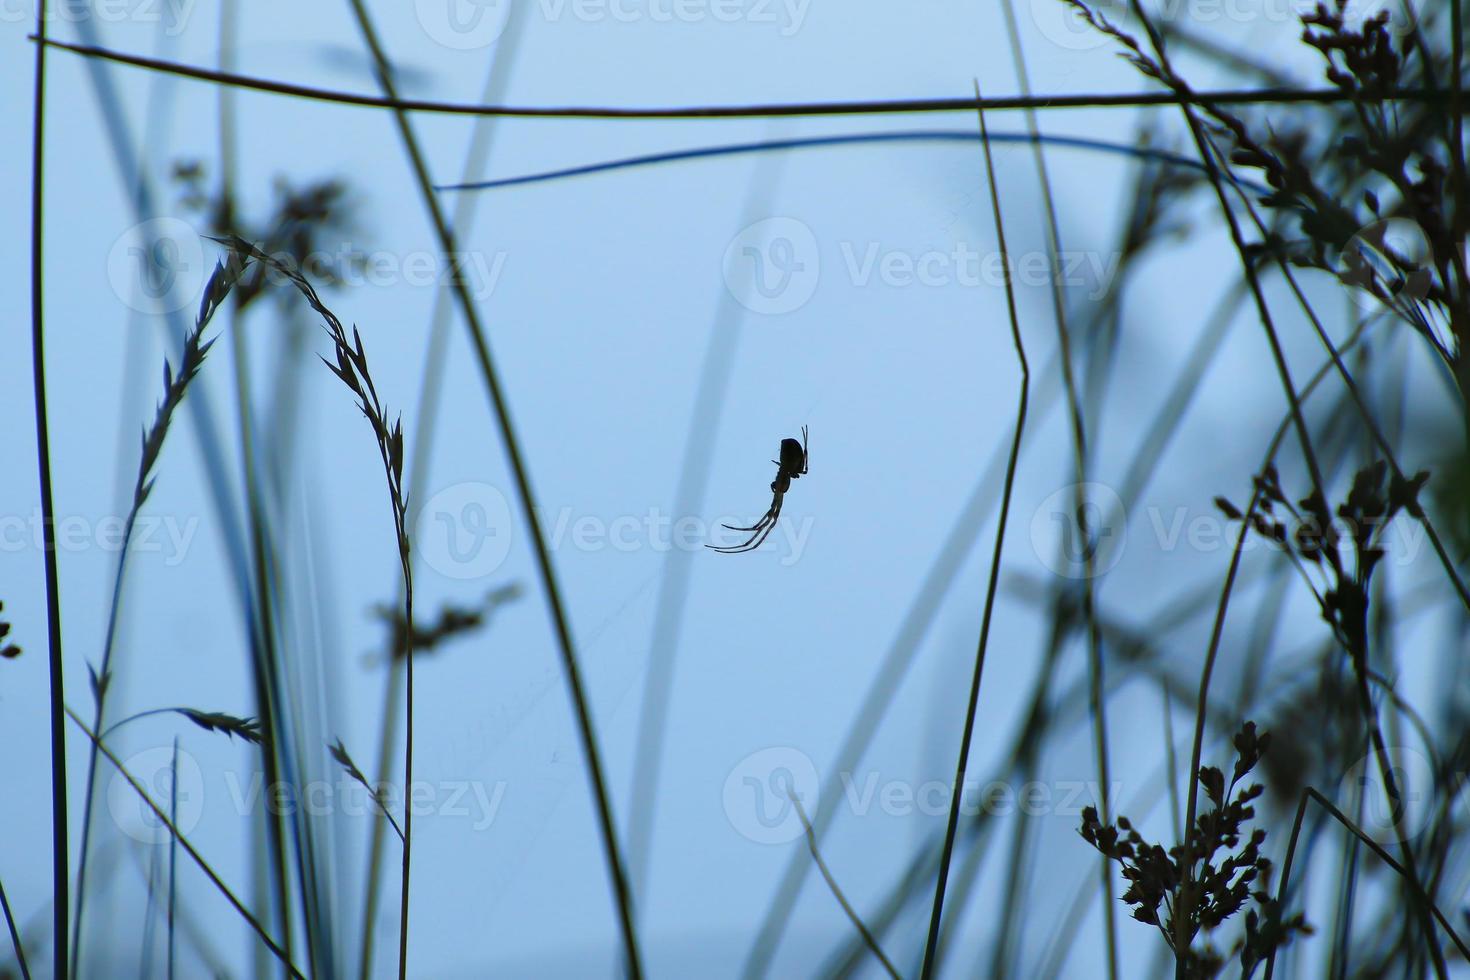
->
[779,437,804,473]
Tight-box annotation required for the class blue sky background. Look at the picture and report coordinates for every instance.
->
[3,0,1461,976]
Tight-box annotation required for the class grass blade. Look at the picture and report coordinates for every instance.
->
[28,4,68,975]
[919,83,1030,980]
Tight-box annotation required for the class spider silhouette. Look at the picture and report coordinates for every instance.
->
[708,426,808,554]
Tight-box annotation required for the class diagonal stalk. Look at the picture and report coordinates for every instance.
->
[30,7,68,974]
[340,3,643,975]
[919,85,1030,980]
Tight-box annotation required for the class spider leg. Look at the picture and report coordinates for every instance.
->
[720,491,780,532]
[707,518,779,553]
[707,510,771,552]
[706,528,764,553]
[707,495,784,553]
[747,514,781,550]
[721,512,774,533]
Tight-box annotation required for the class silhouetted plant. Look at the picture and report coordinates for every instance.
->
[1069,0,1470,429]
[368,583,523,664]
[1219,459,1428,669]
[328,738,404,843]
[1080,722,1310,976]
[174,161,364,312]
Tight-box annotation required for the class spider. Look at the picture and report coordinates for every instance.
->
[707,426,808,554]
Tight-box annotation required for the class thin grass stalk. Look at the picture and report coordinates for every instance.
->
[339,5,642,975]
[1262,789,1315,980]
[358,33,523,976]
[223,195,307,980]
[1325,740,1367,980]
[741,355,1070,978]
[73,256,239,975]
[788,795,899,979]
[211,12,301,972]
[1102,6,1340,969]
[1212,155,1460,968]
[842,627,1176,978]
[1216,221,1461,980]
[65,1,258,571]
[979,616,1067,978]
[1034,644,1425,974]
[220,236,415,977]
[948,638,1247,976]
[1263,788,1470,980]
[78,18,186,970]
[1444,0,1470,422]
[901,378,1352,975]
[29,1,67,974]
[167,737,179,980]
[97,707,261,742]
[1063,270,1367,974]
[380,408,415,980]
[1117,0,1326,494]
[1162,687,1181,842]
[66,708,306,979]
[994,7,1118,973]
[28,40,1470,117]
[0,874,31,980]
[140,845,162,979]
[841,608,1216,978]
[64,5,256,685]
[935,674,1094,974]
[61,13,281,969]
[1216,165,1470,611]
[1179,494,1267,970]
[1034,709,1266,980]
[331,739,405,843]
[919,86,1030,980]
[1452,1,1465,252]
[359,555,406,979]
